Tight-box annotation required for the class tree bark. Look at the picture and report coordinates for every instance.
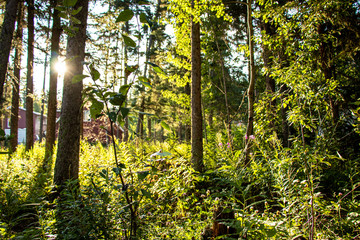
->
[25,0,35,151]
[53,0,89,188]
[147,115,152,139]
[39,11,52,142]
[0,0,18,111]
[122,21,130,142]
[44,0,62,161]
[136,97,145,138]
[10,1,24,152]
[244,0,255,165]
[191,0,204,173]
[280,84,290,147]
[184,82,191,142]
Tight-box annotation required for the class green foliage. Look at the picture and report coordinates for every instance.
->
[1,136,359,239]
[116,9,134,22]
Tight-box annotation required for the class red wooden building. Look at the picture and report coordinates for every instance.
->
[3,108,122,144]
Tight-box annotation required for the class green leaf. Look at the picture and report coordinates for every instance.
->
[120,84,131,95]
[116,9,134,22]
[0,128,5,137]
[63,27,75,37]
[58,12,69,19]
[137,171,150,181]
[109,93,126,106]
[71,6,82,15]
[55,6,67,12]
[107,112,117,122]
[125,65,138,77]
[63,0,77,7]
[139,13,148,24]
[69,25,79,32]
[89,64,100,80]
[99,169,108,179]
[120,107,130,118]
[122,34,136,47]
[138,76,152,88]
[90,100,104,119]
[113,164,126,175]
[70,16,81,25]
[72,74,89,83]
[161,121,170,130]
[145,62,164,74]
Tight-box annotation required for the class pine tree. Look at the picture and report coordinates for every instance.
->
[53,0,89,188]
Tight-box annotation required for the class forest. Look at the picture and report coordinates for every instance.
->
[0,0,360,239]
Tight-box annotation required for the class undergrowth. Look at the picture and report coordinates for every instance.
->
[0,136,359,239]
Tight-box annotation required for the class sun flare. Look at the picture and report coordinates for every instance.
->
[55,60,67,75]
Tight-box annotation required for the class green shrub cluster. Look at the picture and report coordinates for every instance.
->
[0,136,359,239]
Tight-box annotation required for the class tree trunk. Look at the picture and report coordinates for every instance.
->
[0,0,18,111]
[136,0,161,140]
[44,0,62,161]
[147,116,152,139]
[244,0,255,166]
[39,10,51,142]
[10,1,24,152]
[191,0,204,173]
[53,0,89,188]
[136,96,145,139]
[122,22,130,142]
[280,84,290,147]
[25,0,35,151]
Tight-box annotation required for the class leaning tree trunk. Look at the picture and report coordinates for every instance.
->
[10,1,24,152]
[244,0,255,166]
[0,0,18,113]
[191,0,204,173]
[53,0,89,188]
[25,0,34,151]
[44,0,62,161]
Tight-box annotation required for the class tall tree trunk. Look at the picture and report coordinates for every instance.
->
[122,22,130,142]
[147,116,152,139]
[136,97,145,138]
[191,0,204,173]
[244,0,255,165]
[0,0,18,113]
[25,0,34,151]
[280,84,290,147]
[10,1,24,152]
[214,36,231,146]
[136,0,161,140]
[39,9,51,142]
[44,0,62,161]
[53,0,89,188]
[184,82,191,142]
